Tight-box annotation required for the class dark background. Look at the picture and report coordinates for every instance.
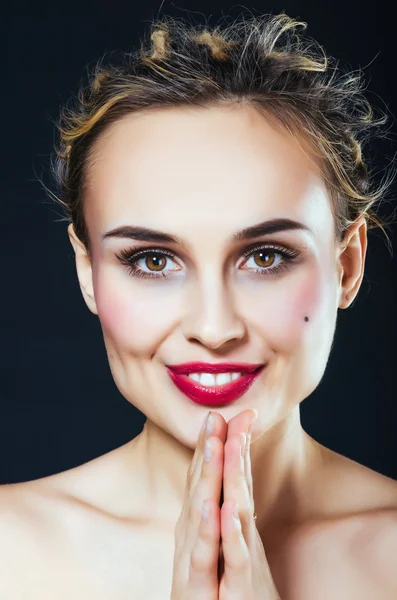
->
[3,1,397,484]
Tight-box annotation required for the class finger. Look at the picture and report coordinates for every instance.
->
[186,411,215,510]
[220,500,250,592]
[189,498,220,595]
[240,413,257,506]
[187,434,224,596]
[222,432,256,549]
[173,414,225,600]
[183,432,224,554]
[180,411,212,533]
[226,409,257,441]
[245,430,254,502]
[188,411,211,484]
[188,411,227,492]
[187,431,224,520]
[222,433,252,517]
[222,504,280,600]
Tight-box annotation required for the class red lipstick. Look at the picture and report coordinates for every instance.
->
[166,362,265,406]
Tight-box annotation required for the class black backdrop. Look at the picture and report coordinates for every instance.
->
[3,1,397,484]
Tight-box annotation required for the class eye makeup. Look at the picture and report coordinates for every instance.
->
[114,242,301,280]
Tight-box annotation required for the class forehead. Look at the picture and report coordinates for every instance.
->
[84,104,333,244]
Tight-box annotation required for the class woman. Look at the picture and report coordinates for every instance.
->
[1,11,397,599]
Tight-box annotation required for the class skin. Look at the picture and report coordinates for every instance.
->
[2,103,397,599]
[68,102,367,534]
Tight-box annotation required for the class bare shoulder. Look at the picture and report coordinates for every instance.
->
[0,472,173,599]
[0,478,95,599]
[0,465,114,549]
[330,448,397,588]
[280,509,395,600]
[292,442,397,598]
[352,508,397,595]
[0,482,46,551]
[0,482,49,597]
[277,443,397,598]
[318,444,397,516]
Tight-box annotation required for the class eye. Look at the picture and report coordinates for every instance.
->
[115,244,300,279]
[240,244,300,276]
[244,249,281,270]
[116,247,180,279]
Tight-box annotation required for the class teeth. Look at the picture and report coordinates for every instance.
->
[188,372,243,386]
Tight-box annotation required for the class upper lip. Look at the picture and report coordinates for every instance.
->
[166,362,265,375]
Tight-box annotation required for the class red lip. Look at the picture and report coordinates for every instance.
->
[166,363,265,406]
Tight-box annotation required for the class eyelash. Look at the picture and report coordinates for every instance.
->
[116,244,300,278]
[115,243,300,280]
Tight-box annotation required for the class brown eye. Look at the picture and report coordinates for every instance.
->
[116,243,300,280]
[253,250,276,268]
[145,254,167,271]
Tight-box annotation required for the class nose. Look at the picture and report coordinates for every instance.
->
[181,274,246,350]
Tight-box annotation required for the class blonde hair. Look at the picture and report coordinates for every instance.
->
[49,12,396,258]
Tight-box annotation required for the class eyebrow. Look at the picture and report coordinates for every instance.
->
[102,218,311,245]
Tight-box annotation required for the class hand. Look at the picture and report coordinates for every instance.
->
[170,409,281,599]
[218,410,281,599]
[170,409,225,599]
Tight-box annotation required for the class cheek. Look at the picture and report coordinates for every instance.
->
[292,276,324,323]
[269,268,337,375]
[94,275,177,351]
[252,271,336,400]
[253,272,326,347]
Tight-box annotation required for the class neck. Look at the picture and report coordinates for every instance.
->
[133,405,325,538]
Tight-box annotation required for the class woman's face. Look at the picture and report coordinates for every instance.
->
[71,104,357,446]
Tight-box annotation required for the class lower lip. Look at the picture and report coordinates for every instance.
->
[166,367,265,406]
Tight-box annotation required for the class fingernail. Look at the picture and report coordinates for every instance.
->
[205,411,214,436]
[250,409,258,422]
[201,411,210,434]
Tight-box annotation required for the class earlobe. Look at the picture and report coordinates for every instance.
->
[67,223,98,315]
[337,217,367,310]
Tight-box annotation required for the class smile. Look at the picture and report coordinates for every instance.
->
[187,372,244,386]
[167,365,265,406]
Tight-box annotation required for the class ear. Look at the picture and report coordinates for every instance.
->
[337,215,368,309]
[67,223,98,315]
